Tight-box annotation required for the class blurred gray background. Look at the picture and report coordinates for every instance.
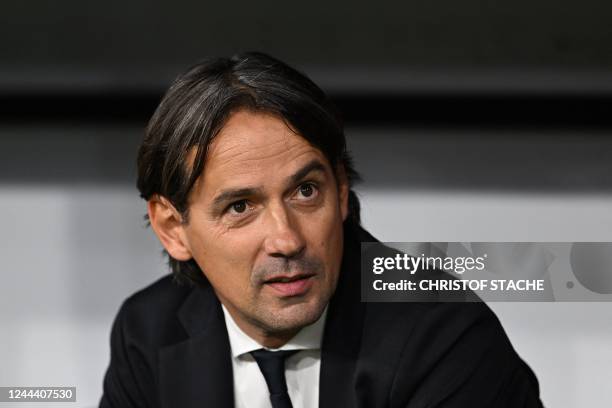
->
[1,1,612,407]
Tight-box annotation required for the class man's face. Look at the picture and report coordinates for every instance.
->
[179,109,348,339]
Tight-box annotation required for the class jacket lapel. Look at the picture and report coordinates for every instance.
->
[159,283,234,408]
[319,225,369,408]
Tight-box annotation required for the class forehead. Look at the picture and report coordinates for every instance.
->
[196,110,330,194]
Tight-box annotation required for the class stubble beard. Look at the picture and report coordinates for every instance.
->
[247,285,332,336]
[246,255,336,336]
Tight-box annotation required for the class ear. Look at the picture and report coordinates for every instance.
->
[147,195,193,261]
[335,165,350,222]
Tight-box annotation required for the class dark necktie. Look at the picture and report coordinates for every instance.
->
[250,349,299,408]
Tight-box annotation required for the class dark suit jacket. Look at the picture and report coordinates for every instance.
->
[100,225,543,408]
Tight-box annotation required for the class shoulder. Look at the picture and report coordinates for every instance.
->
[121,274,191,311]
[363,299,504,346]
[365,300,506,349]
[362,301,542,406]
[113,274,196,347]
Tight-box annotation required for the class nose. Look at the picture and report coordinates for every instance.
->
[262,202,306,258]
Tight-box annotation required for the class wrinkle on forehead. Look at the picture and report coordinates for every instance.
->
[207,111,316,169]
[208,112,302,161]
[184,110,307,172]
[189,110,326,198]
[211,133,306,168]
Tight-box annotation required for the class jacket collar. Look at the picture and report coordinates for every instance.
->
[319,224,369,408]
[159,283,235,408]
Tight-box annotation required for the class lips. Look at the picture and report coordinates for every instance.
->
[264,274,315,297]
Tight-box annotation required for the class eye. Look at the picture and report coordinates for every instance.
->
[227,200,249,215]
[296,182,318,200]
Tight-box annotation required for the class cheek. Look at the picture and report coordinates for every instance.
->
[189,225,261,293]
[300,200,344,269]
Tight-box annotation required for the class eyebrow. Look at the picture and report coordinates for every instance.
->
[212,187,264,210]
[210,159,328,210]
[287,159,327,186]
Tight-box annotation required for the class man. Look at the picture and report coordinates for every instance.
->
[100,52,543,407]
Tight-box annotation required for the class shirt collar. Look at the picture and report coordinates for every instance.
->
[221,303,328,359]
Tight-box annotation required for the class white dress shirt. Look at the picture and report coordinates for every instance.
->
[221,305,328,408]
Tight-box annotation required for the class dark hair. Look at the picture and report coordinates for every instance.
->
[137,51,361,286]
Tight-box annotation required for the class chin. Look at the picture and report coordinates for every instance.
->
[259,298,327,333]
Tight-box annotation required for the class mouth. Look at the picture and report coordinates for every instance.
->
[264,273,316,297]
